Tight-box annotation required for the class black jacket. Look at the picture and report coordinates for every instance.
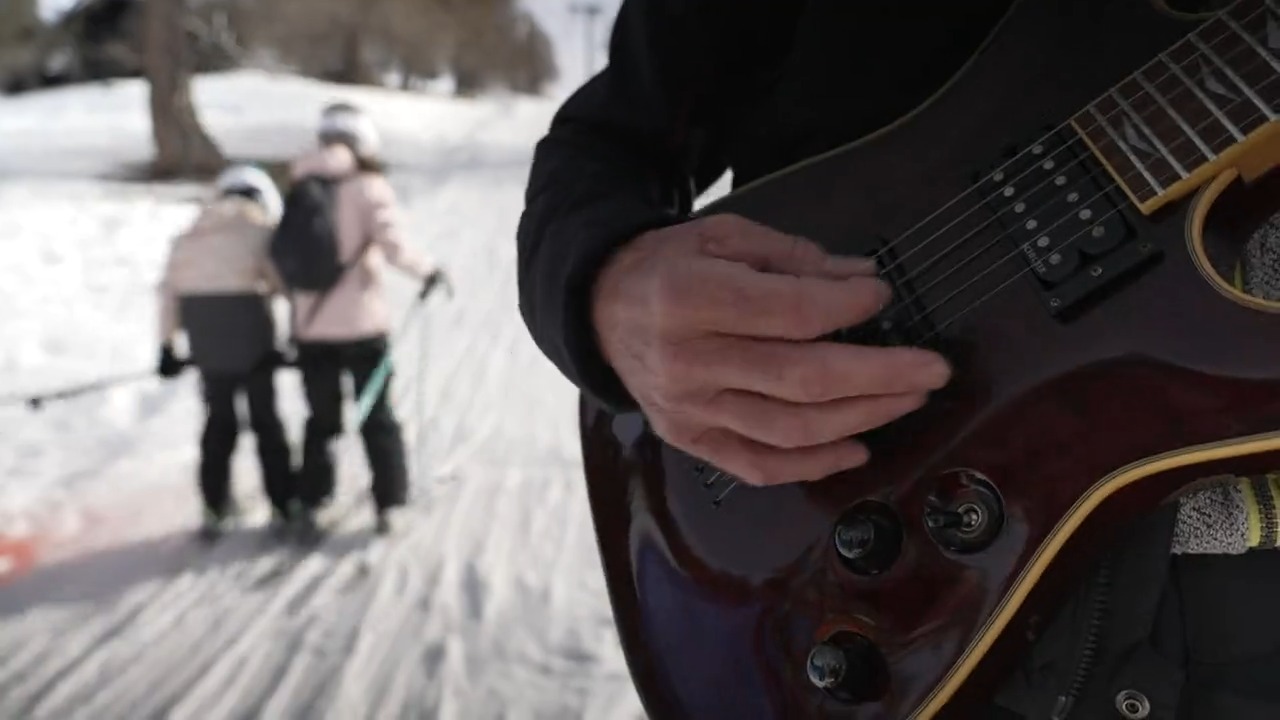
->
[180,294,276,376]
[517,1,1280,718]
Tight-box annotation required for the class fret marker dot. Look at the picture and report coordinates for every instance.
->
[993,171,1005,182]
[1054,175,1068,186]
[1003,186,1016,197]
[1025,219,1038,230]
[1032,144,1045,155]
[1014,202,1027,213]
[1067,191,1080,202]
[1091,226,1106,238]
[1049,253,1063,265]
[1037,236,1050,248]
[1078,208,1094,221]
[1042,159,1056,170]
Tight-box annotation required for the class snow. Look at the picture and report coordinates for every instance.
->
[0,68,652,718]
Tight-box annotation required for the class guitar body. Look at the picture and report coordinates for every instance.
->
[579,0,1280,718]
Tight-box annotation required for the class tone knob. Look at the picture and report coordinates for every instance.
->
[805,632,889,704]
[806,643,848,690]
[832,501,903,576]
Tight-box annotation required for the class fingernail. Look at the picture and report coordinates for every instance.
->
[876,279,894,309]
[921,354,952,384]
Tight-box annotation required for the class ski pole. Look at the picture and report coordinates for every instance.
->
[4,370,154,411]
[353,273,452,428]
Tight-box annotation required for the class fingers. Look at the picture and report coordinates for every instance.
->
[698,214,877,279]
[694,338,951,403]
[702,390,929,450]
[684,261,892,340]
[690,428,871,487]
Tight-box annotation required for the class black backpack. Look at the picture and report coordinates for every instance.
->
[270,175,344,292]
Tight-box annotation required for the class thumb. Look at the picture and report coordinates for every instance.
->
[698,214,877,279]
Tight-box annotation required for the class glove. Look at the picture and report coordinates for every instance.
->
[262,347,294,370]
[419,268,453,300]
[157,344,186,379]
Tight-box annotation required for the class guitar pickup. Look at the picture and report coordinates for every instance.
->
[974,126,1159,318]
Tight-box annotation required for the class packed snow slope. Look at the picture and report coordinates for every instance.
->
[0,69,652,719]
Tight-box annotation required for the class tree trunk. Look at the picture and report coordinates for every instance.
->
[145,0,223,178]
[334,26,378,85]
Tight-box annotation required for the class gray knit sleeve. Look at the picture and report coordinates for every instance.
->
[1170,212,1280,554]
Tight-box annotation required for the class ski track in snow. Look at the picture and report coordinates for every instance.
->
[0,71,650,720]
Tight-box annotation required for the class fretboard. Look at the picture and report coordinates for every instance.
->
[1071,0,1280,214]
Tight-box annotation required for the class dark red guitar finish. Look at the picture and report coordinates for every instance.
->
[578,0,1280,718]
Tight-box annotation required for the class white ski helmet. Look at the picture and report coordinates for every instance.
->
[214,164,283,224]
[317,106,382,160]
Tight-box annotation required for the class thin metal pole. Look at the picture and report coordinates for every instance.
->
[569,2,603,79]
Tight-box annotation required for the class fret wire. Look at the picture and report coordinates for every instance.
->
[1188,33,1276,120]
[1133,71,1216,159]
[1109,88,1189,176]
[877,7,1263,274]
[1087,105,1163,193]
[1221,14,1280,75]
[1159,51,1246,139]
[921,104,1270,341]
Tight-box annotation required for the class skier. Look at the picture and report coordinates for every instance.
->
[157,164,297,538]
[274,104,445,536]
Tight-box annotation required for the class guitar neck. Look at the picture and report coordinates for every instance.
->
[1070,0,1280,214]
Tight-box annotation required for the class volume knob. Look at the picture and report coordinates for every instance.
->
[805,632,889,704]
[832,501,903,576]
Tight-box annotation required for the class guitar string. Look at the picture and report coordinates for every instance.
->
[706,32,1274,499]
[898,61,1276,324]
[906,78,1274,338]
[871,2,1266,274]
[889,29,1256,294]
[879,49,1275,329]
[876,51,1212,283]
[872,3,1266,278]
[709,80,1273,497]
[870,56,1269,335]
[921,102,1269,343]
[704,7,1272,497]
[880,29,1267,304]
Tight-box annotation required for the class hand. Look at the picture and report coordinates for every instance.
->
[420,268,453,299]
[157,344,186,379]
[591,213,952,487]
[264,347,294,369]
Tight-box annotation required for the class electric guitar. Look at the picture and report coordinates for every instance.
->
[577,0,1280,717]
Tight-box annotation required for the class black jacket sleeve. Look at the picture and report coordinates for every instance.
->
[516,0,799,412]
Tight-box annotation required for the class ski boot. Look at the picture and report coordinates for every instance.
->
[293,503,330,545]
[199,501,240,541]
[268,499,304,539]
[375,507,407,537]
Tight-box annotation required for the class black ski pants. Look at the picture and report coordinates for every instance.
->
[198,366,294,516]
[296,336,408,513]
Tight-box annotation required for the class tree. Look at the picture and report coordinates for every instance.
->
[233,0,557,97]
[145,0,223,177]
[0,0,42,92]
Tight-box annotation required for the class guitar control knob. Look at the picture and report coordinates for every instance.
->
[805,632,889,704]
[832,501,902,576]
